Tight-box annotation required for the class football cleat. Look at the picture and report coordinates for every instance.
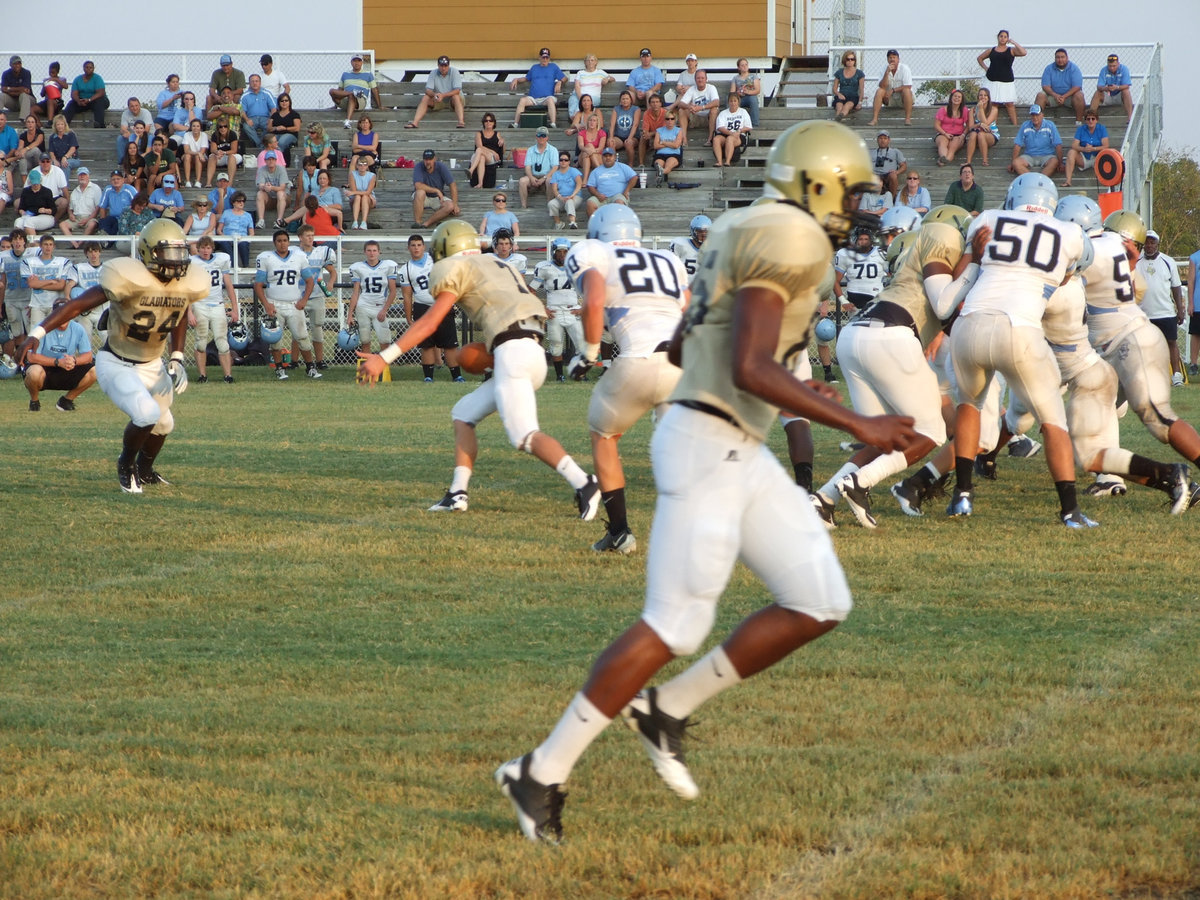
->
[1183,481,1200,512]
[592,527,637,554]
[1061,508,1099,529]
[622,688,699,800]
[495,755,566,844]
[1007,435,1042,458]
[890,479,924,517]
[306,365,323,379]
[196,375,208,384]
[1166,463,1191,515]
[29,399,40,412]
[224,375,234,384]
[1085,478,1127,497]
[275,367,289,380]
[575,475,601,521]
[118,459,142,494]
[811,491,837,530]
[137,469,170,486]
[55,396,76,412]
[946,489,973,518]
[1172,371,1184,387]
[836,472,877,529]
[974,451,998,481]
[428,490,468,512]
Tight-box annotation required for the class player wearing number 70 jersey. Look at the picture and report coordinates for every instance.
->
[17,220,209,493]
[565,205,689,553]
[357,219,600,519]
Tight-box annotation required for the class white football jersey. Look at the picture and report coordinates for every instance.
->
[962,209,1084,328]
[669,237,703,284]
[350,259,398,305]
[255,247,314,303]
[191,252,233,307]
[1082,231,1147,345]
[21,254,74,307]
[305,243,338,281]
[398,254,435,306]
[494,251,528,274]
[529,260,579,310]
[834,247,887,297]
[565,239,688,357]
[71,260,104,293]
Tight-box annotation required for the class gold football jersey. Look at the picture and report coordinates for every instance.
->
[875,221,964,347]
[101,258,210,363]
[431,254,546,349]
[672,203,832,442]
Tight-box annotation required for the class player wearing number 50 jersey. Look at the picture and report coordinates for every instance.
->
[254,230,320,379]
[948,172,1093,526]
[497,122,919,845]
[358,219,599,519]
[17,220,209,493]
[565,205,689,553]
[347,241,398,353]
[189,236,239,383]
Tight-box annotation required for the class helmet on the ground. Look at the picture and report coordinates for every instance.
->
[0,319,10,344]
[0,353,18,379]
[815,318,837,343]
[337,327,361,351]
[587,204,642,245]
[924,204,972,236]
[763,120,879,240]
[1055,195,1104,237]
[879,205,922,237]
[227,320,250,351]
[430,219,480,261]
[1004,173,1058,214]
[137,219,191,280]
[689,214,712,244]
[259,315,283,344]
[1102,209,1148,249]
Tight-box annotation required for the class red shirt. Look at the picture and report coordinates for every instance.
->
[305,207,339,236]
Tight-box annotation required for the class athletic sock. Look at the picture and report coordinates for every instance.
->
[853,449,908,489]
[553,359,564,379]
[555,454,589,489]
[654,646,743,720]
[601,488,628,533]
[792,461,813,492]
[818,461,858,504]
[450,465,472,494]
[448,366,462,379]
[1055,480,1079,516]
[529,692,612,786]
[422,364,435,379]
[954,456,975,493]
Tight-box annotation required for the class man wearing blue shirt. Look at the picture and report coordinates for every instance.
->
[1010,105,1063,177]
[1089,53,1133,121]
[149,174,186,224]
[1064,111,1109,187]
[1,55,33,122]
[510,48,566,129]
[626,49,666,107]
[518,127,558,209]
[239,74,277,147]
[22,299,96,412]
[97,169,138,235]
[585,148,637,215]
[1035,48,1085,123]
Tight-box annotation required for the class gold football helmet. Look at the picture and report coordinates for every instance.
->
[431,219,480,261]
[763,121,880,241]
[885,229,919,277]
[1103,209,1147,250]
[138,219,190,281]
[924,204,972,236]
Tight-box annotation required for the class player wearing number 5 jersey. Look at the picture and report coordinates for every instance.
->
[668,214,710,285]
[496,122,919,844]
[347,241,398,353]
[17,220,209,493]
[254,230,319,380]
[948,173,1093,526]
[358,219,599,518]
[565,205,689,553]
[189,236,239,383]
[399,234,463,382]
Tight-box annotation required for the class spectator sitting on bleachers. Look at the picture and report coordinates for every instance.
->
[895,170,930,215]
[576,113,607,181]
[674,69,720,145]
[183,197,215,245]
[60,167,102,245]
[118,140,145,193]
[64,61,109,130]
[313,169,343,230]
[330,54,382,130]
[256,152,291,229]
[33,62,68,123]
[169,91,203,150]
[518,127,557,209]
[510,48,566,130]
[653,112,683,182]
[117,191,155,236]
[831,50,865,121]
[344,153,377,231]
[15,169,56,235]
[303,121,332,170]
[468,112,505,189]
[216,191,254,266]
[479,190,520,249]
[712,93,751,168]
[180,119,209,188]
[944,163,984,216]
[1063,110,1109,188]
[1009,104,1062,176]
[637,93,668,167]
[96,168,136,235]
[16,115,45,178]
[207,119,241,187]
[148,174,185,224]
[207,55,246,114]
[0,111,19,167]
[966,87,1000,167]
[266,93,301,166]
[154,75,184,133]
[585,147,636,215]
[547,151,582,230]
[607,90,640,163]
[142,133,180,191]
[1035,48,1086,124]
[257,55,290,100]
[351,115,379,160]
[868,50,913,127]
[730,58,763,127]
[1090,53,1133,121]
[116,97,154,162]
[209,87,249,139]
[872,129,906,197]
[570,54,614,118]
[674,54,700,96]
[31,154,69,218]
[412,148,458,228]
[299,194,340,237]
[257,135,289,171]
[292,155,320,210]
[934,89,970,167]
[47,115,80,175]
[564,94,598,138]
[407,55,466,129]
[626,48,665,108]
[239,75,276,147]
[2,56,34,123]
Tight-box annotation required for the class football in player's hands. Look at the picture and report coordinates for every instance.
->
[458,342,494,375]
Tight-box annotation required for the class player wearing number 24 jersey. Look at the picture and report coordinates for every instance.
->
[17,220,208,493]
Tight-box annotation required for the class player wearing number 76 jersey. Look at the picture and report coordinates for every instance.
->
[357,219,599,519]
[565,205,689,553]
[17,220,209,492]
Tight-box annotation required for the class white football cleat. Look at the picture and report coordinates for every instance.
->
[622,688,699,800]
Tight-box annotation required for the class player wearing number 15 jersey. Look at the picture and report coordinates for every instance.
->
[17,220,209,493]
[496,122,918,845]
[564,205,689,553]
[358,219,599,519]
[347,241,398,353]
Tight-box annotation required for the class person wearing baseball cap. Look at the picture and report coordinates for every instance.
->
[1133,229,1187,385]
[257,54,291,100]
[626,49,664,108]
[1011,103,1063,176]
[206,54,246,114]
[408,54,465,129]
[148,173,185,224]
[518,126,558,208]
[412,148,459,228]
[2,55,34,122]
[872,128,906,197]
[868,49,914,127]
[330,53,382,129]
[60,166,103,245]
[509,49,566,129]
[674,53,700,96]
[1089,52,1133,121]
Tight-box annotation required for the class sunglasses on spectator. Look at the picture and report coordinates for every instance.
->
[493,197,507,202]
[907,176,920,180]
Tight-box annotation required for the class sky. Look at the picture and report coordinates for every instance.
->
[863,0,1198,156]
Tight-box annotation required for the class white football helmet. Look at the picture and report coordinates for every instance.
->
[1055,195,1104,236]
[588,205,642,245]
[1004,173,1058,215]
[259,316,284,345]
[879,205,922,237]
[689,214,712,244]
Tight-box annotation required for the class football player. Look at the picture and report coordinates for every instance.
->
[564,205,689,553]
[347,240,398,354]
[529,237,582,382]
[668,214,710,284]
[70,241,107,341]
[833,225,887,312]
[296,224,337,369]
[357,219,599,518]
[17,220,209,492]
[490,228,528,276]
[22,234,76,327]
[188,236,238,384]
[399,233,463,382]
[1,230,33,353]
[253,230,320,380]
[947,173,1092,526]
[494,121,918,844]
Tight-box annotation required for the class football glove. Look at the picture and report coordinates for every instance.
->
[167,358,188,395]
[568,353,598,381]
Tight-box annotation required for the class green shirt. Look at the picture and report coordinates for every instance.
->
[944,181,985,215]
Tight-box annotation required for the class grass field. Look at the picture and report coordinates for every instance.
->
[2,365,1198,900]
